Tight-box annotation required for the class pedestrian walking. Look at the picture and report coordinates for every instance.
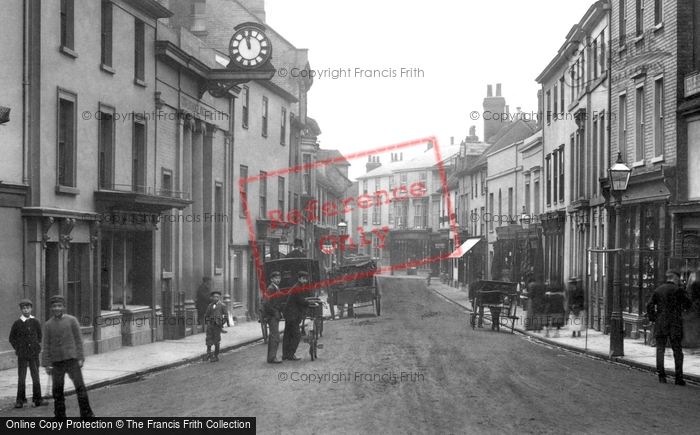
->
[568,278,585,338]
[262,271,283,364]
[646,269,692,385]
[282,271,312,361]
[42,295,95,420]
[202,289,229,362]
[9,299,48,408]
[196,277,212,327]
[469,272,485,328]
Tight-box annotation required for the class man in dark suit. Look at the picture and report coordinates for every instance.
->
[262,271,283,364]
[282,271,312,361]
[286,238,306,258]
[646,269,692,385]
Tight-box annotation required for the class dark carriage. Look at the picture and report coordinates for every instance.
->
[327,256,381,318]
[469,280,519,332]
[260,258,324,360]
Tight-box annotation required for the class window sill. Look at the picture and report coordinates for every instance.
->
[60,46,78,59]
[650,155,664,164]
[55,185,80,195]
[634,34,645,44]
[262,133,268,138]
[100,64,116,75]
[133,78,147,87]
[654,22,664,32]
[632,160,645,168]
[618,44,627,54]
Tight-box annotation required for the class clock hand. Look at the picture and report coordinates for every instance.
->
[245,33,252,50]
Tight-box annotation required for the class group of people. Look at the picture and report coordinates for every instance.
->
[10,295,95,420]
[469,267,695,386]
[261,270,313,363]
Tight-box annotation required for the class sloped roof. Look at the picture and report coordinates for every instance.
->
[393,143,462,172]
[356,159,406,180]
[465,119,539,173]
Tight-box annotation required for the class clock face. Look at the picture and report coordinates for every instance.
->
[229,27,271,69]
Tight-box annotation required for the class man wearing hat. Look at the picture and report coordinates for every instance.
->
[469,272,485,328]
[646,269,692,385]
[202,289,229,362]
[42,294,95,419]
[286,238,306,258]
[9,299,48,408]
[282,271,313,360]
[262,271,283,363]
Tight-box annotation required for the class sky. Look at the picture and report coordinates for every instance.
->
[263,0,598,180]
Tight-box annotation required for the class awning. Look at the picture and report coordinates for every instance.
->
[447,237,481,258]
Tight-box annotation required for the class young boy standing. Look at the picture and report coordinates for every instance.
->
[202,290,229,362]
[9,299,48,408]
[42,295,95,420]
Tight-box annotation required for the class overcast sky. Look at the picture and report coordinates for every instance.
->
[264,0,597,180]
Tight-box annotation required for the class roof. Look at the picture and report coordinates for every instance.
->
[393,143,462,172]
[465,119,539,174]
[356,159,406,180]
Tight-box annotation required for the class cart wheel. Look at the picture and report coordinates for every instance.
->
[260,321,268,344]
[375,296,381,317]
[318,317,324,337]
[469,313,476,329]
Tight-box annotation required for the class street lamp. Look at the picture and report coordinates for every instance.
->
[337,220,347,266]
[608,152,631,357]
[337,220,347,235]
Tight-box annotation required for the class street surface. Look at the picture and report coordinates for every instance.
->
[9,276,700,434]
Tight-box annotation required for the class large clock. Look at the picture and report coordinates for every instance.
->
[229,25,272,69]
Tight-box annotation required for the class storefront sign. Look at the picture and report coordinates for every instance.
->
[686,71,700,98]
[682,233,700,258]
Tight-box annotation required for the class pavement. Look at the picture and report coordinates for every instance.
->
[0,319,265,410]
[2,275,698,411]
[425,277,700,386]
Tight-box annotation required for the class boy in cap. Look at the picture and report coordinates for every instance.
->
[203,289,229,362]
[262,271,283,363]
[9,299,48,408]
[42,294,95,420]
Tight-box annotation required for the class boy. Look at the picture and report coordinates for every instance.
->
[42,295,95,420]
[202,290,229,362]
[262,271,283,363]
[9,299,48,408]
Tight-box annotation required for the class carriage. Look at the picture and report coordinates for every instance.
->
[327,256,381,318]
[469,280,519,332]
[260,257,324,360]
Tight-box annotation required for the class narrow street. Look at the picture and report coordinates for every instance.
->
[14,276,700,434]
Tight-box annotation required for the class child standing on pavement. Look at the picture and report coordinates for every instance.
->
[202,290,229,362]
[9,299,48,409]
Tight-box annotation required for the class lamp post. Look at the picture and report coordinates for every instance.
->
[337,220,347,265]
[608,152,631,357]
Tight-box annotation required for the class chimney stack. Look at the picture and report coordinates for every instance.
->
[465,125,479,143]
[487,85,493,97]
[483,84,506,142]
[366,155,381,173]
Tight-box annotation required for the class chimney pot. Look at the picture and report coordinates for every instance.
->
[400,152,403,160]
[487,85,493,97]
[496,83,502,97]
[470,126,476,136]
[451,136,454,145]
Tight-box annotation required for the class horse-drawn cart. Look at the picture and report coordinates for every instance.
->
[469,280,519,332]
[327,257,380,318]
